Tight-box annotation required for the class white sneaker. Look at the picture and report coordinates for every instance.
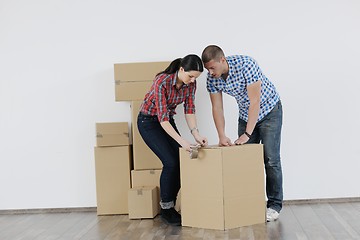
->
[266,208,279,222]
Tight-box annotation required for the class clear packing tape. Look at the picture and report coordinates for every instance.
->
[189,144,201,159]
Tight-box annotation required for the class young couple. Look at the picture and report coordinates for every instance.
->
[137,45,283,226]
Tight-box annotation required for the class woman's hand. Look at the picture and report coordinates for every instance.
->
[180,139,192,152]
[195,135,208,147]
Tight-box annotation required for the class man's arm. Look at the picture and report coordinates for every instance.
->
[210,92,232,146]
[234,80,261,145]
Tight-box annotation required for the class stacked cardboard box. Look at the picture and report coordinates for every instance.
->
[128,187,159,219]
[94,122,132,215]
[114,61,169,170]
[111,61,171,219]
[130,101,163,170]
[96,122,129,147]
[114,61,170,101]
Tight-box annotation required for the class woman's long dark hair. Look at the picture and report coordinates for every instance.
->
[156,54,203,76]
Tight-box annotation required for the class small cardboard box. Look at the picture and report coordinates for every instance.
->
[131,169,162,188]
[180,144,266,230]
[94,146,132,215]
[96,122,129,147]
[131,169,181,212]
[128,186,160,219]
[130,101,162,170]
[114,61,170,82]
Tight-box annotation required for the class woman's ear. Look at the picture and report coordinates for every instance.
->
[179,66,184,72]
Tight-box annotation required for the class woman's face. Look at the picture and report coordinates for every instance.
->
[179,68,202,85]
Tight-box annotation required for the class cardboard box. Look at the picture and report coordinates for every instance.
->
[131,169,162,188]
[131,169,181,212]
[180,144,266,230]
[128,186,160,219]
[115,81,152,101]
[94,146,132,215]
[96,122,129,147]
[114,61,171,102]
[131,101,163,170]
[114,61,170,82]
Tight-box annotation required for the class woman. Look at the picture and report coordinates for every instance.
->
[137,54,208,226]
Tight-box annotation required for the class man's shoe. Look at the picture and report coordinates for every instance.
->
[266,208,279,222]
[161,208,181,226]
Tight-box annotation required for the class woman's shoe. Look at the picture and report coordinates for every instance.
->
[160,207,181,226]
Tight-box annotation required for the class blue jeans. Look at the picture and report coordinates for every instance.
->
[137,112,181,208]
[238,101,283,212]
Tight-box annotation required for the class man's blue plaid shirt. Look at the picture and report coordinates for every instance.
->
[206,55,280,122]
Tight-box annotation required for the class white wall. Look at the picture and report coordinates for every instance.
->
[0,0,359,210]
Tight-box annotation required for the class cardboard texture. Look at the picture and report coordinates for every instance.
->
[115,81,152,101]
[180,144,266,230]
[114,61,170,101]
[114,61,170,82]
[96,122,129,147]
[131,169,162,188]
[128,186,160,219]
[94,146,132,215]
[131,101,162,170]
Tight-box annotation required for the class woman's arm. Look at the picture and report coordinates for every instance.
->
[185,114,208,146]
[160,121,192,152]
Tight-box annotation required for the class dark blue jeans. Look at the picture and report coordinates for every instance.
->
[238,101,283,212]
[137,112,181,208]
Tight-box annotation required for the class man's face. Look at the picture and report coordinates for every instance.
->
[204,58,225,78]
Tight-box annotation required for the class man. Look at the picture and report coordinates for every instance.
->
[201,45,283,222]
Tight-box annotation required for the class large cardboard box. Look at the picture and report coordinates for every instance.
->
[128,186,160,219]
[115,81,152,101]
[114,61,170,81]
[94,146,132,215]
[114,61,170,101]
[96,122,129,147]
[130,101,162,170]
[180,144,266,230]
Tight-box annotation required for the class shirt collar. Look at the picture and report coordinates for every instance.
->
[172,72,177,86]
[172,71,188,88]
[225,56,235,80]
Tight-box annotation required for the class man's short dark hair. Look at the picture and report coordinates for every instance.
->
[201,45,225,64]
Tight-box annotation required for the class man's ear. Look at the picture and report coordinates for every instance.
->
[220,56,226,64]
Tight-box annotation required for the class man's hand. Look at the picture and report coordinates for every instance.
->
[219,136,233,146]
[234,133,250,145]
